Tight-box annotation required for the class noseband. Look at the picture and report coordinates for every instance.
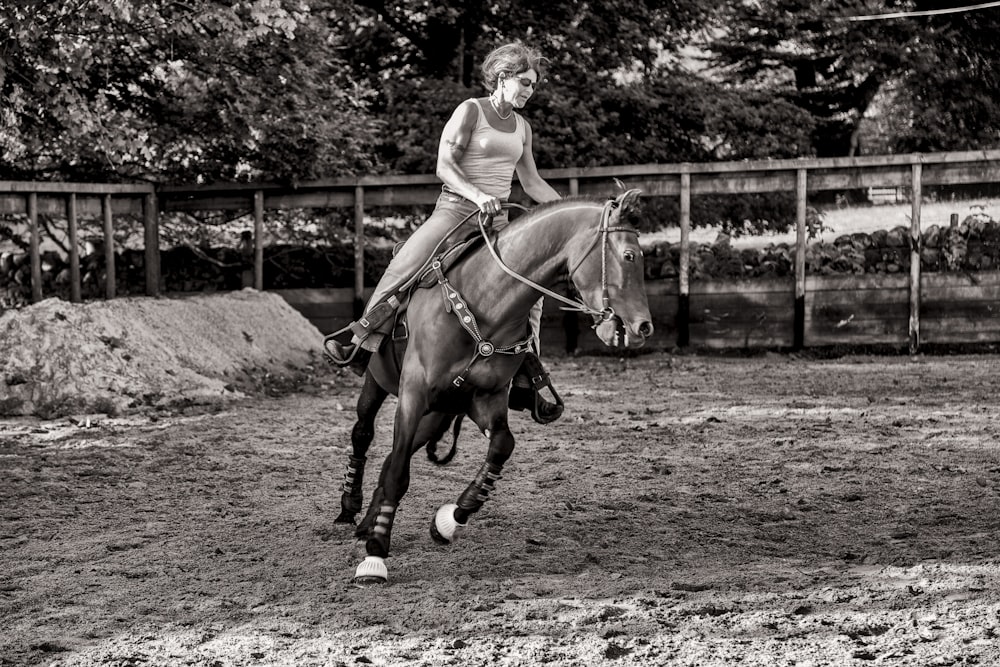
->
[479,197,639,327]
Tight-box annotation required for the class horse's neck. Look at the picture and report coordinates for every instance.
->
[451,204,596,320]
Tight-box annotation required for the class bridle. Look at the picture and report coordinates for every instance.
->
[478,196,640,327]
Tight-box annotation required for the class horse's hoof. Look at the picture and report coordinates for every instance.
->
[353,556,388,586]
[430,503,465,544]
[333,512,356,525]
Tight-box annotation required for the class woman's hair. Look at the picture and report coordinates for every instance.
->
[480,42,549,90]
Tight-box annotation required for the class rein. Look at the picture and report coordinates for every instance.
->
[478,198,639,324]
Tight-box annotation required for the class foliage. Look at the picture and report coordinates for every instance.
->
[1,0,381,184]
[892,1,1000,152]
[3,0,1000,243]
[708,0,1000,156]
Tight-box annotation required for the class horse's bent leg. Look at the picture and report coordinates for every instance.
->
[335,373,389,524]
[432,394,513,543]
[415,412,458,464]
[353,382,427,584]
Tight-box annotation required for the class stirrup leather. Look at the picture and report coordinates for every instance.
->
[322,295,400,375]
[348,296,400,339]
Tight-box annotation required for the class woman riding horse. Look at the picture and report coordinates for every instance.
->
[326,42,564,424]
[342,188,654,585]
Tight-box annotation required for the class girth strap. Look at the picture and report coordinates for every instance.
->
[433,261,533,387]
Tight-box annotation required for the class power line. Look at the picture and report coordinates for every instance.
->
[846,1,1000,22]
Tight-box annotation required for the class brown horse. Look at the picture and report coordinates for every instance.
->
[332,188,654,584]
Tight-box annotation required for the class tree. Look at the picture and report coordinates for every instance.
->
[1,0,381,184]
[334,0,736,171]
[891,0,1000,152]
[708,0,1000,157]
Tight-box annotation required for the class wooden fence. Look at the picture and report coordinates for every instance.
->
[0,181,158,303]
[4,149,1000,352]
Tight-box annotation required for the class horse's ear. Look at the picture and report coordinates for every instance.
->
[611,188,642,222]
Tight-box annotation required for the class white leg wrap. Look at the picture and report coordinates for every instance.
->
[434,503,466,543]
[354,556,388,583]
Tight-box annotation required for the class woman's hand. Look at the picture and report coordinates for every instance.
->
[473,192,503,216]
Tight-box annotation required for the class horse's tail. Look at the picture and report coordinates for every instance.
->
[426,415,463,465]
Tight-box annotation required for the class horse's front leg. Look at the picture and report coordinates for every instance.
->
[353,383,428,585]
[335,372,389,525]
[354,412,459,539]
[431,390,514,544]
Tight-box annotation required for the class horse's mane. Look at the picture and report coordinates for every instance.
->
[524,195,604,216]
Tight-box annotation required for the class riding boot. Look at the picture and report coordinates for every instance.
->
[323,297,399,376]
[323,339,373,377]
[508,352,564,425]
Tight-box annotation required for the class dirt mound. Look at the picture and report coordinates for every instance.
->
[0,289,325,417]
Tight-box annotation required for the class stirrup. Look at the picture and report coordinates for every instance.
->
[322,334,372,377]
[509,353,565,425]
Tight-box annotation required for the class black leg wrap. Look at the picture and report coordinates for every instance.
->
[335,455,367,523]
[366,502,396,558]
[509,352,565,425]
[457,462,503,514]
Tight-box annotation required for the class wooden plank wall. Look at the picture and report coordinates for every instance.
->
[921,271,1000,344]
[805,274,909,346]
[6,151,1000,351]
[689,278,795,349]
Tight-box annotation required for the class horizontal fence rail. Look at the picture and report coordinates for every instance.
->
[4,150,1000,352]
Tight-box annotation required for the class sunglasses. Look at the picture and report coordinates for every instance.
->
[506,75,539,89]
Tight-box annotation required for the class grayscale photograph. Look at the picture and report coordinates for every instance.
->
[2,2,999,665]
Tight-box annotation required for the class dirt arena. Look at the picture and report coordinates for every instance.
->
[2,293,1000,666]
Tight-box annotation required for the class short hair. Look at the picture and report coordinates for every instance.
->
[480,42,549,90]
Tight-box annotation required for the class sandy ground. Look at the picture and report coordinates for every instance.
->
[2,312,1000,666]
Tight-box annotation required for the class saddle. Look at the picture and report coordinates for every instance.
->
[322,233,486,371]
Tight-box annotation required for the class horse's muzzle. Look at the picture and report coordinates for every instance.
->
[596,316,653,349]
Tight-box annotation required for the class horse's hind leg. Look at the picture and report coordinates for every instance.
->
[335,372,389,525]
[431,393,514,544]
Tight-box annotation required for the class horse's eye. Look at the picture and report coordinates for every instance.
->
[623,250,637,262]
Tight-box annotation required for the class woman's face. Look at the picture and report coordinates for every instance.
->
[499,68,539,108]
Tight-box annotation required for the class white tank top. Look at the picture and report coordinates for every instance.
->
[459,99,525,200]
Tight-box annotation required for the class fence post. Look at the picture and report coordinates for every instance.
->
[68,193,81,303]
[909,157,922,355]
[354,185,365,318]
[253,190,264,291]
[102,194,116,299]
[143,192,160,296]
[677,169,691,347]
[794,168,807,350]
[28,192,42,303]
[568,177,579,196]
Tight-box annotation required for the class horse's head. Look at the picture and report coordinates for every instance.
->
[567,189,654,349]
